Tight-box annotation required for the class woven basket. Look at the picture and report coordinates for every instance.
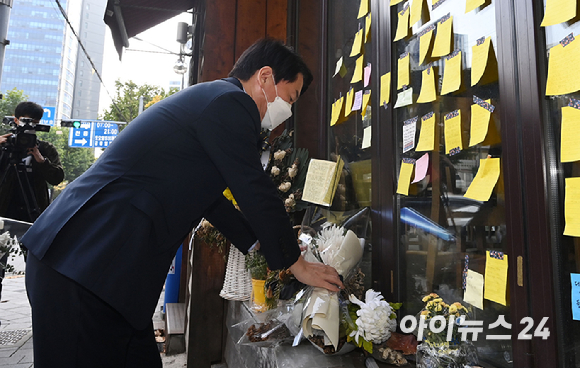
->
[219,245,252,301]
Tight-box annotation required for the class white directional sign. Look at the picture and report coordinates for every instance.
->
[68,121,119,148]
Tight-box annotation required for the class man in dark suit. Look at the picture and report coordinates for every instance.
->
[22,38,343,367]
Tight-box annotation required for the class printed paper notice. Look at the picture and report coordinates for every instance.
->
[441,51,462,95]
[403,117,417,153]
[344,88,355,119]
[417,67,436,103]
[394,6,410,42]
[302,158,344,207]
[469,99,492,146]
[416,113,435,151]
[465,0,485,13]
[541,0,576,27]
[351,55,365,84]
[471,37,492,86]
[394,88,413,108]
[484,251,508,306]
[444,110,462,154]
[464,269,484,310]
[330,97,344,126]
[398,53,410,89]
[546,36,580,96]
[564,177,580,237]
[361,91,372,118]
[362,126,372,149]
[419,29,434,65]
[561,106,580,162]
[464,158,500,201]
[350,29,364,57]
[352,90,364,111]
[571,273,580,320]
[396,162,414,196]
[380,72,391,106]
[358,0,369,19]
[412,153,429,183]
[432,15,453,57]
[410,0,425,27]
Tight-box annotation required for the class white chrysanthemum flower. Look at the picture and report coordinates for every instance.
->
[278,182,292,192]
[273,150,286,161]
[349,289,396,344]
[288,165,298,178]
[315,225,344,264]
[271,166,280,176]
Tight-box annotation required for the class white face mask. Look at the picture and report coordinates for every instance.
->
[260,76,292,130]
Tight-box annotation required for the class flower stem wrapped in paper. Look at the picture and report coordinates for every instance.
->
[300,207,370,354]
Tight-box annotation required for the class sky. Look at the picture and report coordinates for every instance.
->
[98,12,193,115]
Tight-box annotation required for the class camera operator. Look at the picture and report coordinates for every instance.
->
[0,101,64,301]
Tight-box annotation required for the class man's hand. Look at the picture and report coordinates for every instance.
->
[0,133,11,145]
[289,256,344,292]
[28,145,45,163]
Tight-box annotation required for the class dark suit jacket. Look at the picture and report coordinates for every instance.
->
[21,78,301,329]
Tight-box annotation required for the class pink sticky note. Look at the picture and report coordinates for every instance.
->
[352,90,363,111]
[364,64,372,87]
[412,153,429,183]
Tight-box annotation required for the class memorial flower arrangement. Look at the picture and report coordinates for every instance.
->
[345,289,400,353]
[264,130,310,213]
[415,293,478,368]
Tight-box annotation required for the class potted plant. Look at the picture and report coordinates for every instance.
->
[245,250,268,312]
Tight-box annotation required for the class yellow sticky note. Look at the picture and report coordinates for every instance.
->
[469,99,492,146]
[394,6,410,42]
[466,0,485,13]
[417,67,437,103]
[344,88,355,119]
[365,13,372,43]
[330,97,344,126]
[391,0,404,5]
[380,72,391,106]
[444,110,462,154]
[464,269,484,310]
[484,250,508,306]
[350,29,364,57]
[351,55,364,84]
[419,28,434,65]
[410,0,424,26]
[565,177,580,236]
[546,36,580,96]
[541,0,576,27]
[358,0,369,19]
[396,162,414,195]
[432,15,453,57]
[397,53,410,89]
[471,37,492,86]
[441,51,462,95]
[361,91,372,117]
[416,113,435,151]
[464,158,501,201]
[562,106,580,162]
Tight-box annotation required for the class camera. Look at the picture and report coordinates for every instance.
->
[1,116,50,153]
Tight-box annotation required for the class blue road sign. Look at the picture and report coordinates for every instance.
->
[40,106,56,126]
[68,122,93,147]
[67,121,119,148]
[93,122,118,148]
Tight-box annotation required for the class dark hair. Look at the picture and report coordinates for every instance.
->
[229,38,313,94]
[15,101,44,120]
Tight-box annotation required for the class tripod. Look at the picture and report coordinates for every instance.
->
[0,147,41,223]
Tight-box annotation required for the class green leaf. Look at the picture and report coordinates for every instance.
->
[389,302,403,310]
[362,338,373,353]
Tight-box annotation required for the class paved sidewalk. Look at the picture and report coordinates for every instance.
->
[0,275,187,367]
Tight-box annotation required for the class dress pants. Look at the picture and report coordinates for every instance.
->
[26,253,162,368]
